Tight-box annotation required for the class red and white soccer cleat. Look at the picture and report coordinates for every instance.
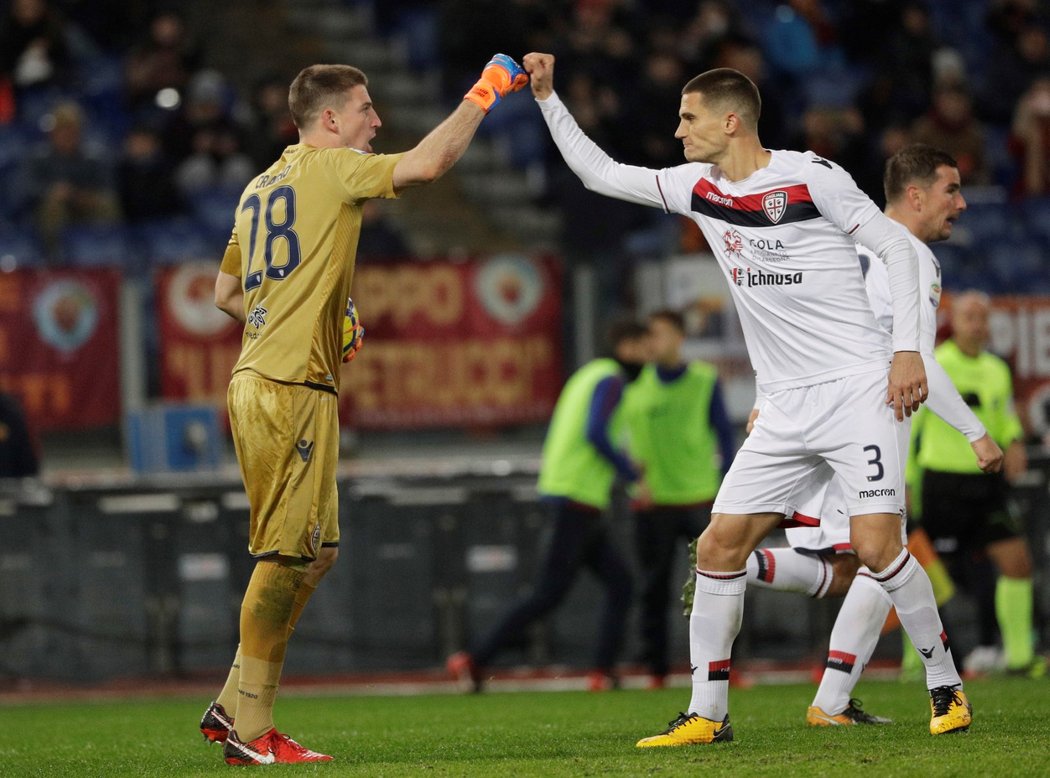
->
[199,700,234,744]
[223,728,333,765]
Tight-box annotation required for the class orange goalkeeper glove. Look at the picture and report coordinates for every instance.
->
[342,296,364,363]
[464,53,529,113]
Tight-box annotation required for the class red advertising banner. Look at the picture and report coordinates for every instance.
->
[157,263,242,405]
[342,255,564,429]
[157,256,565,430]
[940,293,1050,440]
[0,268,121,431]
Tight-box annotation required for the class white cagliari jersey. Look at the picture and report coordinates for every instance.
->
[861,224,936,348]
[537,91,919,394]
[861,228,986,441]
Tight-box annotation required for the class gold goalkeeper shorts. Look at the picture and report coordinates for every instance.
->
[228,371,340,561]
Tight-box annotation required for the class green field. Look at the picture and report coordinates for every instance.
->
[2,677,1047,776]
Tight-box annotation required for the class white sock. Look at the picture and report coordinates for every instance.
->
[687,568,746,721]
[870,549,962,690]
[812,571,892,714]
[746,548,832,597]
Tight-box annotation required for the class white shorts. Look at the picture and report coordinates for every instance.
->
[783,476,853,553]
[714,368,910,519]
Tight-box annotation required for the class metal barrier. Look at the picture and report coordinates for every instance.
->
[1,453,1047,682]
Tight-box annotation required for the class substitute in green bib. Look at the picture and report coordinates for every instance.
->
[447,320,651,692]
[910,291,1043,677]
[623,309,736,688]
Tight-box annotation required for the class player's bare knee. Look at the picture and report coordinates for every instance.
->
[849,529,900,572]
[696,527,748,571]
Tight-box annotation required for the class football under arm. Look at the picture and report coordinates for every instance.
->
[852,215,920,353]
[536,91,667,209]
[921,353,987,441]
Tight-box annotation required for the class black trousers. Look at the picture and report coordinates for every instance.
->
[471,500,633,672]
[633,504,711,676]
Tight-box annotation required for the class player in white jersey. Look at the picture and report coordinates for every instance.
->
[522,53,972,743]
[746,147,1004,727]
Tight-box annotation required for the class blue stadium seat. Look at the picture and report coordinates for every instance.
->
[1018,196,1050,241]
[188,185,242,242]
[0,225,45,268]
[955,201,1019,246]
[136,218,222,266]
[982,238,1047,292]
[61,224,134,269]
[929,242,971,286]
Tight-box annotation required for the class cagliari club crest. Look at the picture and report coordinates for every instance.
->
[762,190,788,224]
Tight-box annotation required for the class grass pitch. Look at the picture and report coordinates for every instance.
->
[2,676,1047,776]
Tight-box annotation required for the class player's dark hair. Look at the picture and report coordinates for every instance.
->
[883,144,959,203]
[648,308,686,334]
[605,318,649,353]
[289,64,368,129]
[681,67,761,128]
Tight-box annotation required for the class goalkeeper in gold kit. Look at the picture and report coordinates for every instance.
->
[200,55,529,765]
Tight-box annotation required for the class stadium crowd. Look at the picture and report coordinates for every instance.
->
[1,0,1049,288]
[431,0,1050,290]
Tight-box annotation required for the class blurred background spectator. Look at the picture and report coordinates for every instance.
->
[124,8,201,116]
[12,100,119,260]
[0,0,71,109]
[911,82,990,185]
[1009,75,1050,197]
[117,121,181,222]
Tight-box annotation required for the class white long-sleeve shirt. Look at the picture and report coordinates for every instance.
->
[537,91,922,394]
[861,227,986,441]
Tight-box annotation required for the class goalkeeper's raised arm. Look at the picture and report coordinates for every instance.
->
[522,52,669,209]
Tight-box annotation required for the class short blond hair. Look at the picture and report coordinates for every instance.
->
[288,64,368,129]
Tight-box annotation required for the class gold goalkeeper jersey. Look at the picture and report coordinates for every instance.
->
[220,144,402,391]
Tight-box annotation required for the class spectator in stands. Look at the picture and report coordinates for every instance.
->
[624,50,686,167]
[543,70,641,263]
[246,73,299,170]
[857,1,938,135]
[853,123,913,205]
[0,392,39,478]
[678,0,739,72]
[124,8,201,114]
[555,0,640,88]
[763,0,841,96]
[789,105,867,180]
[14,101,120,260]
[978,11,1050,126]
[911,83,990,186]
[708,35,791,151]
[1008,75,1050,197]
[0,0,71,101]
[166,70,253,194]
[117,122,182,222]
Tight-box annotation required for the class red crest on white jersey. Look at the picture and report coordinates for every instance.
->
[762,190,788,223]
[722,228,744,257]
